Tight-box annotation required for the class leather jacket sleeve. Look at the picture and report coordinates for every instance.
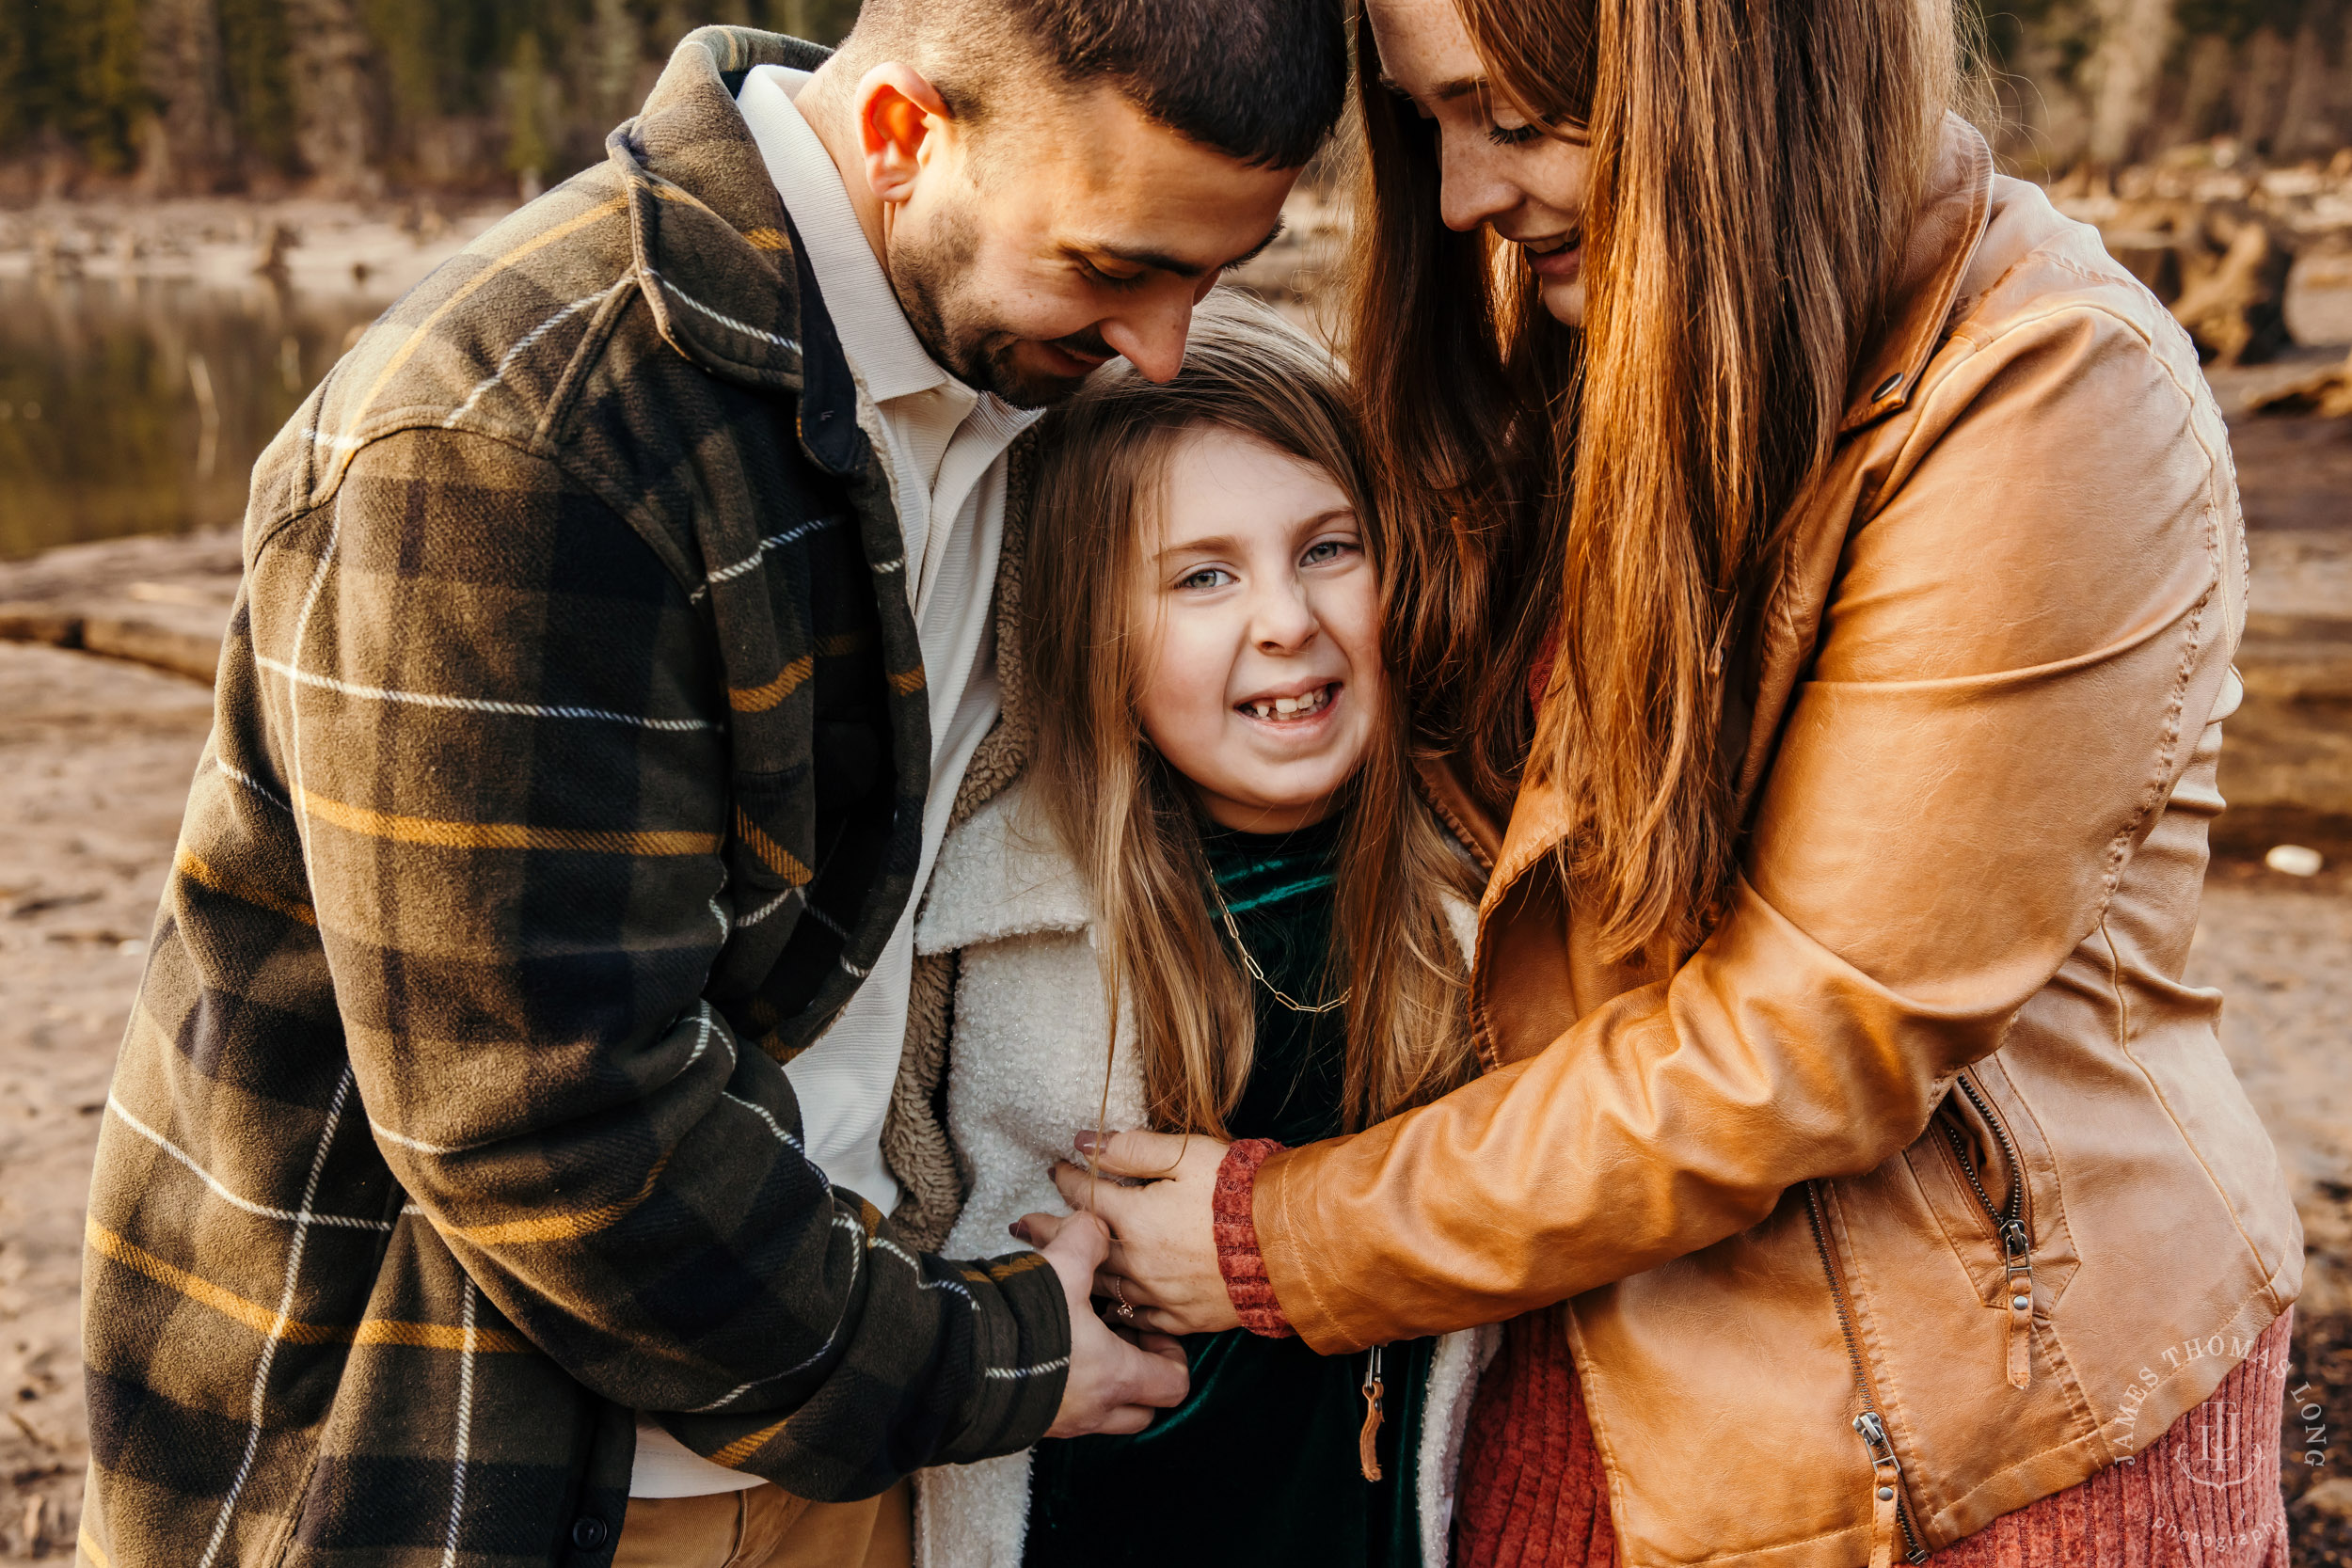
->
[1250,294,2247,1354]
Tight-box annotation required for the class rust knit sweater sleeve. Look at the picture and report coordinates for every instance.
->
[1214,1139,1295,1338]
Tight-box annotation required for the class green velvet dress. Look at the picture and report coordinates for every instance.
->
[1022,813,1438,1568]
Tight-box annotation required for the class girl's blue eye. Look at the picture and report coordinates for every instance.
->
[1301,540,1351,565]
[1178,566,1232,591]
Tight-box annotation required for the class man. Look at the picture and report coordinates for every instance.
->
[76,4,1341,1564]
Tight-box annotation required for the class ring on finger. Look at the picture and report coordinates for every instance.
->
[1110,1276,1137,1323]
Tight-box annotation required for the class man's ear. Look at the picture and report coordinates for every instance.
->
[854,62,956,206]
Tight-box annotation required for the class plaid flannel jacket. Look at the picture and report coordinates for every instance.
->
[79,29,1068,1568]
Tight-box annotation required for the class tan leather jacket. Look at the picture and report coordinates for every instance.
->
[1248,118,2301,1567]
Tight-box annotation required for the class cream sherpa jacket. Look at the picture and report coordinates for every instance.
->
[908,779,1496,1568]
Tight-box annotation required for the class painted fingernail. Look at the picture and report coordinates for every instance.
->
[1008,1220,1033,1243]
[1073,1132,1104,1155]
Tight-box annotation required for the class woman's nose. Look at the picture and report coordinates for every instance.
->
[1438,137,1522,235]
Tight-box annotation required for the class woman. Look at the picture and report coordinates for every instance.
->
[1026,0,2303,1563]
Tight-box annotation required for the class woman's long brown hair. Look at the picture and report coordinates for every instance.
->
[1023,290,1480,1137]
[1353,0,1963,959]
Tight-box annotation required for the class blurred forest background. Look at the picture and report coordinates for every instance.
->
[0,0,861,201]
[2,0,2352,200]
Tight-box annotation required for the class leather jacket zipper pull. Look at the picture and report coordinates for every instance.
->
[1867,1465,1901,1568]
[2002,1217,2035,1389]
[1854,1412,1923,1566]
[1950,1074,2037,1390]
[1359,1345,1385,1482]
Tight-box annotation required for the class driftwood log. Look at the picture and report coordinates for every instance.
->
[0,604,225,685]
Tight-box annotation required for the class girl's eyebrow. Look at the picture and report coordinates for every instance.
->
[1153,534,1239,565]
[1152,510,1354,567]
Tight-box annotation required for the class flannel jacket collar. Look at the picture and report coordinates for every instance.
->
[617,28,865,475]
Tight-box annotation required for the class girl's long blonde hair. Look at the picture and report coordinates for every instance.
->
[1351,0,1965,961]
[1022,290,1480,1137]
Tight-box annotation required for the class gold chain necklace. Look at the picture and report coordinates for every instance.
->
[1208,879,1349,1017]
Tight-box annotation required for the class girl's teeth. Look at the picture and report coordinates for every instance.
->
[1247,687,1328,721]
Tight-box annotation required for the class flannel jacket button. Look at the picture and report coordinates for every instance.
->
[570,1516,610,1549]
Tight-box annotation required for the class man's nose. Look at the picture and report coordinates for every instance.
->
[1098,296,1195,384]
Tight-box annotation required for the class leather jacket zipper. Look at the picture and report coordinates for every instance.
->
[1943,1070,2037,1388]
[1804,1180,1928,1566]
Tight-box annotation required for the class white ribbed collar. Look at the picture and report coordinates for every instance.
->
[736,63,952,405]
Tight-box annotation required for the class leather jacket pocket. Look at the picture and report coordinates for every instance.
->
[1903,1054,2080,1322]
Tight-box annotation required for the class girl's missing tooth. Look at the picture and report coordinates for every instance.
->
[908,292,1491,1568]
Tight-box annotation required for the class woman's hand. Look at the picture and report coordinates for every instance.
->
[1014,1130,1239,1337]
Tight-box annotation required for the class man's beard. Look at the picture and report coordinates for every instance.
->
[889,199,1111,410]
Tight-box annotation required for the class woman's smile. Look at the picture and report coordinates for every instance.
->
[1520,230,1582,279]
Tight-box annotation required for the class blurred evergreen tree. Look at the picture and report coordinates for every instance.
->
[0,2,30,148]
[2173,0,2315,40]
[216,0,297,171]
[0,0,866,187]
[8,0,151,171]
[766,0,860,43]
[506,26,550,187]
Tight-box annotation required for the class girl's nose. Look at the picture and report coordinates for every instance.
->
[1249,579,1320,652]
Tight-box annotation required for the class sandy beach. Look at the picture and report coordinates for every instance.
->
[1,638,216,1556]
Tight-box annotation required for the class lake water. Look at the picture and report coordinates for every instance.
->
[3,228,2344,567]
[0,277,386,560]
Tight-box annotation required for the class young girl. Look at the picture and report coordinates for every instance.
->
[909,292,1491,1568]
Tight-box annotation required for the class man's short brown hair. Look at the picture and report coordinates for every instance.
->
[842,0,1346,169]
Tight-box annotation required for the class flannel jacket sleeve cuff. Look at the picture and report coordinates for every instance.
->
[927,1245,1074,1465]
[1215,1138,1295,1338]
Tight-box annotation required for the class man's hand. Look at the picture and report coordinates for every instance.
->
[1035,1210,1190,1438]
[1032,1130,1237,1338]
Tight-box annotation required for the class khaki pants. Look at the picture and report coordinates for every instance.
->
[612,1481,912,1568]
